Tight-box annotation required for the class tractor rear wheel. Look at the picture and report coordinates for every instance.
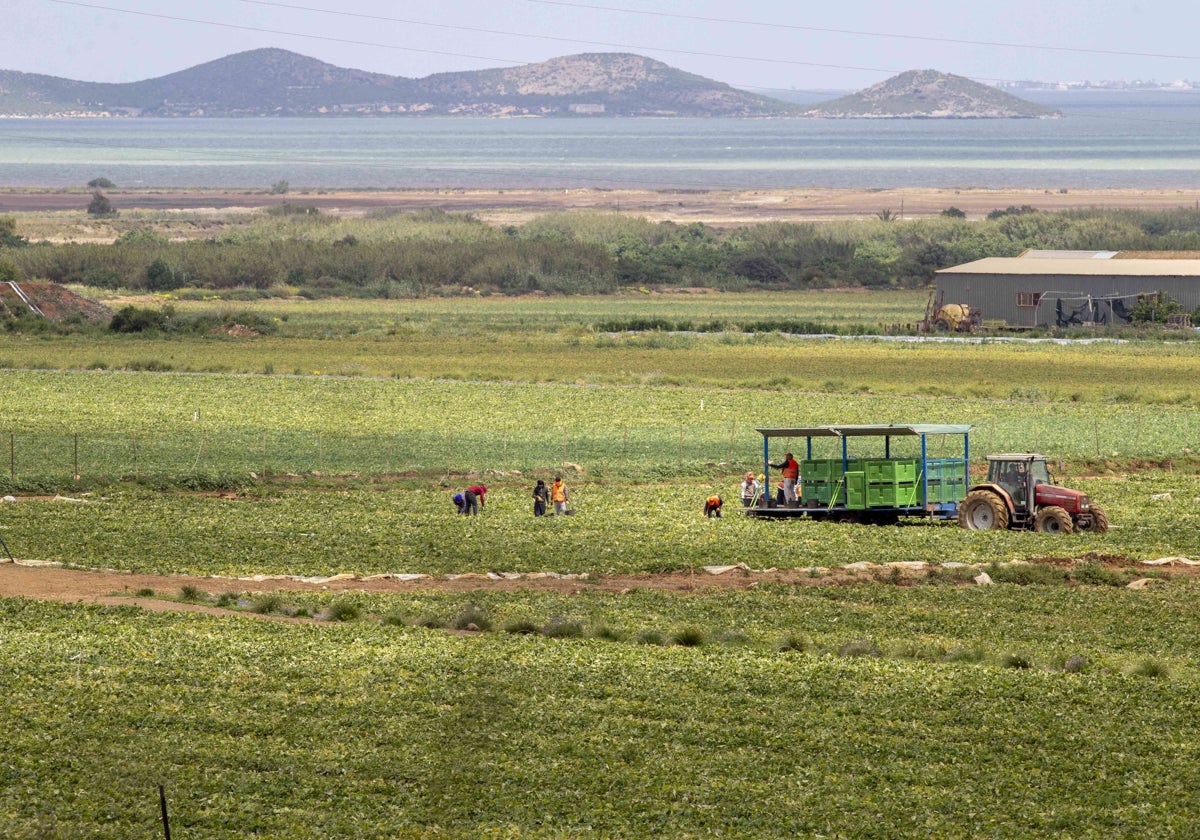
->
[1034,505,1073,534]
[1076,505,1110,534]
[958,491,1009,530]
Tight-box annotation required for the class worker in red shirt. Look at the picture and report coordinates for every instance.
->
[771,452,800,505]
[463,484,487,515]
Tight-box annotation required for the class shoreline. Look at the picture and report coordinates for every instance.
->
[2,186,1199,225]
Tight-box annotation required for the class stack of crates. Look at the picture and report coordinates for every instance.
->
[925,458,968,504]
[864,459,920,508]
[800,459,844,506]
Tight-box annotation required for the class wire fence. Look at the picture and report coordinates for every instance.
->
[2,412,1198,489]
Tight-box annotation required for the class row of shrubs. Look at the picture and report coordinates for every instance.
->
[5,205,1200,296]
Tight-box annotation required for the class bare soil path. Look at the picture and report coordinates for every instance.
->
[1,553,1188,624]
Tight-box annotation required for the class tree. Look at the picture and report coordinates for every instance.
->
[269,180,290,195]
[144,259,187,291]
[86,191,117,216]
[1128,291,1183,324]
[87,177,115,189]
[940,206,966,219]
[0,215,28,248]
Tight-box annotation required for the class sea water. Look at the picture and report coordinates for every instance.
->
[0,91,1198,190]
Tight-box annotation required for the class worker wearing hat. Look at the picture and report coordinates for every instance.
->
[740,471,760,507]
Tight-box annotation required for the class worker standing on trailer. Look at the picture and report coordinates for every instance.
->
[772,452,800,504]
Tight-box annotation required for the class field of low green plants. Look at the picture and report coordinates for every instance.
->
[3,471,1197,577]
[4,286,1200,836]
[2,589,1198,838]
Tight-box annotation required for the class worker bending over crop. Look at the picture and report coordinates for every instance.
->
[704,495,723,518]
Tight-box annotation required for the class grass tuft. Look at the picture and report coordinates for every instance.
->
[542,617,584,639]
[326,598,361,622]
[777,632,807,653]
[452,604,492,632]
[178,584,206,602]
[999,652,1033,670]
[250,593,285,615]
[838,639,881,658]
[671,626,707,647]
[635,629,668,646]
[502,618,541,635]
[1130,658,1169,679]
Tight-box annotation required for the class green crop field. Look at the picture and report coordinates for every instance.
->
[4,291,1200,837]
[3,589,1199,838]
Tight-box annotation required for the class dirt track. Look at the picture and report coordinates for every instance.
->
[1,553,1189,623]
[4,186,1199,226]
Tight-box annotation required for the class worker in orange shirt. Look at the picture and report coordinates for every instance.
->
[772,451,800,505]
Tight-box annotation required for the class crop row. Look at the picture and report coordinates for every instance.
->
[3,470,1195,577]
[2,369,1200,486]
[2,592,1198,838]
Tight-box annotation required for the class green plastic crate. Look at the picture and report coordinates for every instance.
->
[865,459,918,484]
[844,471,866,510]
[801,459,831,480]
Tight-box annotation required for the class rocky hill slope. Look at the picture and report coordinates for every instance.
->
[0,49,801,118]
[804,69,1059,118]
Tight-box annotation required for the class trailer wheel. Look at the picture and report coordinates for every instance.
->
[958,491,1009,530]
[1034,506,1073,534]
[1076,505,1110,534]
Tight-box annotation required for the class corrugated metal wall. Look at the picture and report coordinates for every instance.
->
[936,273,1200,327]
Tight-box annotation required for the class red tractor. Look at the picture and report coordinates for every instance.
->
[958,453,1109,534]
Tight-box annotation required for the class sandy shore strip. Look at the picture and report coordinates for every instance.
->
[3,186,1199,225]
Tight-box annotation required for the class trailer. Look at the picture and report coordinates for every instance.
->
[748,424,971,523]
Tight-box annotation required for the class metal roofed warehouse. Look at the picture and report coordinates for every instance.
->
[935,256,1200,328]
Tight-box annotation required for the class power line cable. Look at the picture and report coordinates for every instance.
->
[44,0,529,67]
[528,0,1200,64]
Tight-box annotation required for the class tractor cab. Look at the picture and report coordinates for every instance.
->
[988,454,1050,512]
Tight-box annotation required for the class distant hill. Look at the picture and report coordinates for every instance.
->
[0,49,802,118]
[803,70,1060,118]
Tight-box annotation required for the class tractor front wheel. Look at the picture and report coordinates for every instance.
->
[1034,506,1073,534]
[959,491,1010,530]
[1076,505,1110,534]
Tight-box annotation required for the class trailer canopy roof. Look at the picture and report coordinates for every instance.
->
[755,424,971,438]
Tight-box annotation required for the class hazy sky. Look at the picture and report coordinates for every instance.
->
[9,0,1200,91]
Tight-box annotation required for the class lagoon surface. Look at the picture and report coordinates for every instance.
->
[1,91,1198,191]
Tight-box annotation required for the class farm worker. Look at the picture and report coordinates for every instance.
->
[452,492,466,514]
[532,479,549,516]
[704,495,723,518]
[550,476,569,515]
[775,481,786,506]
[462,487,481,516]
[740,472,760,507]
[466,484,488,508]
[772,452,801,503]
